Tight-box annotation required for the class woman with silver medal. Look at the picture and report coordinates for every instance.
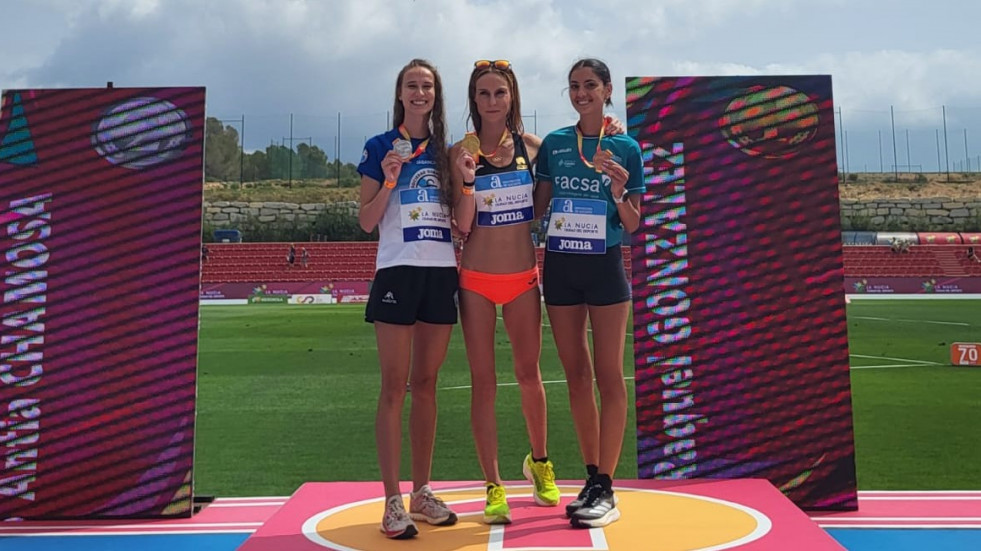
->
[356,58,459,540]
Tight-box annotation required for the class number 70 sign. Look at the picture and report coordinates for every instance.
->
[951,343,981,366]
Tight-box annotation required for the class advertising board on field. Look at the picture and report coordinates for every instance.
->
[627,76,858,509]
[0,87,205,518]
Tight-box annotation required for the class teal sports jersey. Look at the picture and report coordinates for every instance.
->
[536,126,644,248]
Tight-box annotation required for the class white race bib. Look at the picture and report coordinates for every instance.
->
[546,198,606,254]
[474,169,534,227]
[399,188,451,243]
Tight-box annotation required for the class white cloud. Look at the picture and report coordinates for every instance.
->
[2,0,979,169]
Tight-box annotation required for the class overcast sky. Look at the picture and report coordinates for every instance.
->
[3,0,980,171]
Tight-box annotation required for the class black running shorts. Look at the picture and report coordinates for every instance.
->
[543,245,631,306]
[365,265,459,325]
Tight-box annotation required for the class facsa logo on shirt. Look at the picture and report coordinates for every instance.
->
[554,175,610,193]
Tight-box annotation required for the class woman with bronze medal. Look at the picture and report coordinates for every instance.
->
[357,59,458,540]
[533,58,643,529]
[449,59,560,524]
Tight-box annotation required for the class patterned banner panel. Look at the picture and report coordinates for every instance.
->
[0,87,205,518]
[626,76,857,510]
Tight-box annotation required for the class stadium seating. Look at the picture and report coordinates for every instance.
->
[201,242,972,282]
[840,245,975,277]
[200,242,634,283]
[201,242,379,283]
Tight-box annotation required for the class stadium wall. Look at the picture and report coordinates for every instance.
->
[840,198,981,229]
[202,198,981,231]
[205,200,357,225]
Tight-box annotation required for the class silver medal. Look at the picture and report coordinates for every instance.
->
[393,139,413,160]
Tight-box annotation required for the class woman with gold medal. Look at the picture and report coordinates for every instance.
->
[533,58,643,529]
[450,59,558,524]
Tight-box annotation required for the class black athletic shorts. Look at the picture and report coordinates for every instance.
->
[365,265,459,325]
[543,245,631,306]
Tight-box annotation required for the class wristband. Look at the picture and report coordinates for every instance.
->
[383,180,397,189]
[462,180,475,188]
[461,185,474,196]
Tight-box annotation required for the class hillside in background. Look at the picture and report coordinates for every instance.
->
[204,173,981,204]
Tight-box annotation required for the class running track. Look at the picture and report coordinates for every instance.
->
[2,491,979,550]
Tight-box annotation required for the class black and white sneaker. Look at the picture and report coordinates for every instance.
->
[565,477,594,518]
[570,485,620,528]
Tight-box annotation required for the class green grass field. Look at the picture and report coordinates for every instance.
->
[193,300,981,497]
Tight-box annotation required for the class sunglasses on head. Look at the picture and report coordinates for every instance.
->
[474,59,512,71]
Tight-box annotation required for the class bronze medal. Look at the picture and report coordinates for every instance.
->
[592,149,612,173]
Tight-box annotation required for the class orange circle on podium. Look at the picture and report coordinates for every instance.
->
[301,484,770,550]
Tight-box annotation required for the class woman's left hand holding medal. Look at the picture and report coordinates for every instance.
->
[604,156,629,198]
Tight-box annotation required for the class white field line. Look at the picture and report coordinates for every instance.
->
[818,521,981,530]
[207,490,981,502]
[442,354,938,391]
[849,354,939,365]
[853,316,970,327]
[442,376,634,391]
[860,491,981,496]
[208,502,286,507]
[2,529,258,536]
[850,364,938,369]
[812,516,981,521]
[0,522,263,531]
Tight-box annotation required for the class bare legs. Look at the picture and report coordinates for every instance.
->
[546,301,629,477]
[375,321,453,498]
[461,288,545,483]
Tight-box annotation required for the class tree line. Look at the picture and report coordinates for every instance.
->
[204,117,361,185]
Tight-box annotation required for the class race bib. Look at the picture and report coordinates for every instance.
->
[399,188,451,242]
[546,198,606,254]
[475,169,534,227]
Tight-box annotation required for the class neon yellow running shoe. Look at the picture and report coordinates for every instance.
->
[523,453,561,506]
[483,482,512,524]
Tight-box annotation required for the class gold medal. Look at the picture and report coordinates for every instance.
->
[393,138,413,160]
[460,133,481,157]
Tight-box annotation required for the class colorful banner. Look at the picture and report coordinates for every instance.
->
[846,277,981,294]
[627,76,858,510]
[200,281,369,301]
[0,87,205,518]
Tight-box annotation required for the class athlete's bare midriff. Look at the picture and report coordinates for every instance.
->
[460,221,537,273]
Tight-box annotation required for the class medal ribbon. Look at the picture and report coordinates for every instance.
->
[575,121,605,169]
[398,124,430,160]
[477,128,509,159]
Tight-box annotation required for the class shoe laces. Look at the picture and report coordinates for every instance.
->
[385,498,410,522]
[580,483,606,508]
[487,484,506,503]
[419,491,447,509]
[538,461,556,485]
[576,477,594,500]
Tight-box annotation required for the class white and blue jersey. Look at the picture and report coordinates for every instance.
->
[358,128,455,271]
[536,126,643,252]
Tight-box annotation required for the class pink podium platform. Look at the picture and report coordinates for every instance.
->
[237,478,844,550]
